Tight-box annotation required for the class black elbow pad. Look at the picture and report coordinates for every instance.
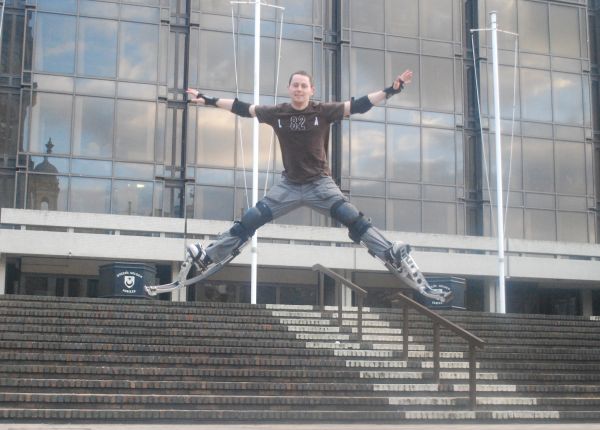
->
[231,98,252,118]
[350,95,373,114]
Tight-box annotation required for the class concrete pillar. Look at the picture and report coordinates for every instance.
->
[0,254,6,295]
[170,261,186,302]
[483,278,497,313]
[581,289,593,317]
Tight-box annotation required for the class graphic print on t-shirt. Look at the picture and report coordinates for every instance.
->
[289,115,306,131]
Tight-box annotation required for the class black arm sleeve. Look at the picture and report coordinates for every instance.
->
[349,95,374,114]
[231,98,252,118]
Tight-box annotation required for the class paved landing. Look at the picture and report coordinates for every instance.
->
[0,423,597,430]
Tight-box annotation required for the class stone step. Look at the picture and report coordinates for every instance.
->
[21,364,575,385]
[5,393,596,412]
[7,407,598,422]
[1,351,463,371]
[0,393,395,410]
[0,340,360,358]
[0,365,366,381]
[0,378,388,395]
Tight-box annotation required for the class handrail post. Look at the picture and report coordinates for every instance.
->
[336,281,342,328]
[433,323,440,382]
[469,343,477,410]
[402,305,409,360]
[357,294,363,337]
[319,272,325,312]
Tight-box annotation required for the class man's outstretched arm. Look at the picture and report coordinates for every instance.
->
[185,89,257,118]
[342,69,413,117]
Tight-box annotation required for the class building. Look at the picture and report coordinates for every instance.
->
[0,0,599,315]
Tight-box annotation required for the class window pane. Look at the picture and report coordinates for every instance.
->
[525,209,556,240]
[555,141,585,194]
[487,135,523,191]
[484,0,517,50]
[197,31,236,90]
[498,65,520,119]
[422,128,455,185]
[73,96,114,157]
[27,173,67,211]
[420,0,452,41]
[70,177,111,214]
[518,0,549,54]
[557,212,588,243]
[71,159,112,176]
[350,0,384,33]
[28,93,72,155]
[0,92,21,156]
[387,124,420,181]
[0,173,15,208]
[350,196,385,229]
[522,138,554,193]
[351,48,384,97]
[1,13,25,76]
[280,0,314,25]
[387,199,420,232]
[421,57,454,112]
[80,0,119,19]
[505,207,524,239]
[115,100,155,162]
[423,202,455,234]
[386,0,418,37]
[112,180,153,216]
[31,155,68,173]
[276,40,311,96]
[350,122,385,179]
[34,13,76,74]
[553,73,583,125]
[195,108,235,167]
[549,5,580,58]
[37,0,76,13]
[119,22,158,82]
[194,186,234,221]
[77,18,118,78]
[386,52,420,108]
[114,162,154,180]
[520,69,552,122]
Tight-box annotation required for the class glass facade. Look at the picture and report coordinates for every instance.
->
[475,0,595,242]
[0,0,597,243]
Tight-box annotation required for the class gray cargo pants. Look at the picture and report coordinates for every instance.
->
[204,175,393,263]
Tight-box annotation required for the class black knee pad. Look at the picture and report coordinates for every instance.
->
[230,200,273,242]
[330,199,372,243]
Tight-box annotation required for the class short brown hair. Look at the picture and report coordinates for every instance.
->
[288,70,314,87]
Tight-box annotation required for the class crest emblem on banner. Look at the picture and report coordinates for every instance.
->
[124,275,136,289]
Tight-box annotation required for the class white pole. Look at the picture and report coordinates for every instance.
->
[251,1,261,304]
[0,2,5,60]
[490,12,506,313]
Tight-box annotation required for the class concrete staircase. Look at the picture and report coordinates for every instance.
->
[0,294,599,422]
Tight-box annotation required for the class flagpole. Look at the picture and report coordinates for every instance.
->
[490,11,506,313]
[250,0,261,304]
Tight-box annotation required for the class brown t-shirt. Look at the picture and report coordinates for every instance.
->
[254,102,345,183]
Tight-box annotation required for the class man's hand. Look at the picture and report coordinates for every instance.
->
[186,88,205,105]
[396,70,413,88]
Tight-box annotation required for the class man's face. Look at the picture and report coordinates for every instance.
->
[288,74,314,106]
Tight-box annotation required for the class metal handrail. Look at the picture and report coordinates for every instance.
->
[391,292,485,409]
[312,263,485,410]
[312,264,367,336]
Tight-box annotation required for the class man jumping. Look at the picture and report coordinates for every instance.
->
[146,70,452,303]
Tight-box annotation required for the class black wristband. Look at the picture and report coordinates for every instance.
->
[383,80,404,99]
[198,92,219,106]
